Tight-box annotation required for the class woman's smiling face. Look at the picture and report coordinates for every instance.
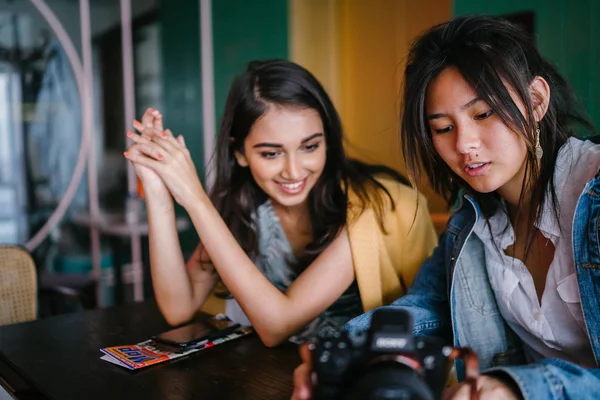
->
[235,106,327,210]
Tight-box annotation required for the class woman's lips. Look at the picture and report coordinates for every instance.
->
[276,177,307,194]
[464,162,490,177]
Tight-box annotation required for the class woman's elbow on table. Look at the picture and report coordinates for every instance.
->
[254,324,292,348]
[158,303,196,327]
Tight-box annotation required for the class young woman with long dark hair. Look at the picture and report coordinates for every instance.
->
[293,15,600,400]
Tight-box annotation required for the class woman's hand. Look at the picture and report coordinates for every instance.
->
[442,376,521,400]
[291,344,313,400]
[127,108,169,199]
[124,125,206,210]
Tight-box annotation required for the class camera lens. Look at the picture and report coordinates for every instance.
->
[345,362,435,400]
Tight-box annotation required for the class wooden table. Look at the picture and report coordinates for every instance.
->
[0,301,300,399]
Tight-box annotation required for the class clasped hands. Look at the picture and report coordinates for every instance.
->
[124,108,206,209]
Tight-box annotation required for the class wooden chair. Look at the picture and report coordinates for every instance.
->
[0,246,37,326]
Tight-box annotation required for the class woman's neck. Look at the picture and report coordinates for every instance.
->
[271,200,310,227]
[506,201,532,227]
[271,200,313,254]
[497,181,528,213]
[497,156,547,221]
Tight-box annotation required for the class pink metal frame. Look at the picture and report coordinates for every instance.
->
[120,0,144,302]
[200,0,216,189]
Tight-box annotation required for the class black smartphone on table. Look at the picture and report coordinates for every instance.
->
[151,317,241,349]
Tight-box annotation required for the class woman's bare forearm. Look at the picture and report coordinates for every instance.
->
[145,193,215,325]
[184,191,354,346]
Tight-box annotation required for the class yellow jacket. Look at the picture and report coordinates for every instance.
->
[202,177,437,315]
[346,177,437,312]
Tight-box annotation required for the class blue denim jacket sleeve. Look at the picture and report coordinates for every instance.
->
[345,230,452,338]
[487,359,600,400]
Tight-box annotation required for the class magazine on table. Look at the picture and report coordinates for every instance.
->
[100,315,253,370]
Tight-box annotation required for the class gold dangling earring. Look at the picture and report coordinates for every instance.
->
[535,123,543,160]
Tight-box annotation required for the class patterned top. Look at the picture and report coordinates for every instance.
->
[253,200,364,343]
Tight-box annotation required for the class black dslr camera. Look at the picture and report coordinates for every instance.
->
[310,309,453,400]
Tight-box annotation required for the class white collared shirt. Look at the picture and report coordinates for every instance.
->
[473,137,600,368]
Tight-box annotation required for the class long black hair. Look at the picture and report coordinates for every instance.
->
[209,59,409,266]
[401,15,593,240]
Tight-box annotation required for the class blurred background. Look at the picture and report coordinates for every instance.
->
[0,0,598,315]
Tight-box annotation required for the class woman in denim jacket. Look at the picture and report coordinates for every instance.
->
[293,15,600,400]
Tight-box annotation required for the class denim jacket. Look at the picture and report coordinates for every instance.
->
[347,169,600,399]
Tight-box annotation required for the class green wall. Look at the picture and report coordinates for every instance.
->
[212,0,289,126]
[159,0,204,250]
[159,0,204,175]
[159,0,289,174]
[454,0,600,130]
[158,0,288,251]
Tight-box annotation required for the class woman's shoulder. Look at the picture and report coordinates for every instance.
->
[558,137,600,184]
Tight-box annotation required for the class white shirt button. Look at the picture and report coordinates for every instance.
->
[534,311,543,321]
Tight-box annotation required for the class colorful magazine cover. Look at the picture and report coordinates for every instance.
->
[100,326,253,370]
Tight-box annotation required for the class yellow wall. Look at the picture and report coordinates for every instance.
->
[289,0,340,106]
[290,0,451,219]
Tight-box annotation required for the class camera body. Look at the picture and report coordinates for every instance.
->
[311,309,451,400]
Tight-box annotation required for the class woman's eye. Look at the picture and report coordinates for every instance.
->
[433,126,453,134]
[475,110,494,120]
[302,143,320,152]
[260,151,281,159]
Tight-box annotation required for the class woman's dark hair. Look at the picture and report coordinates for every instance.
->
[401,15,593,243]
[209,59,409,266]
